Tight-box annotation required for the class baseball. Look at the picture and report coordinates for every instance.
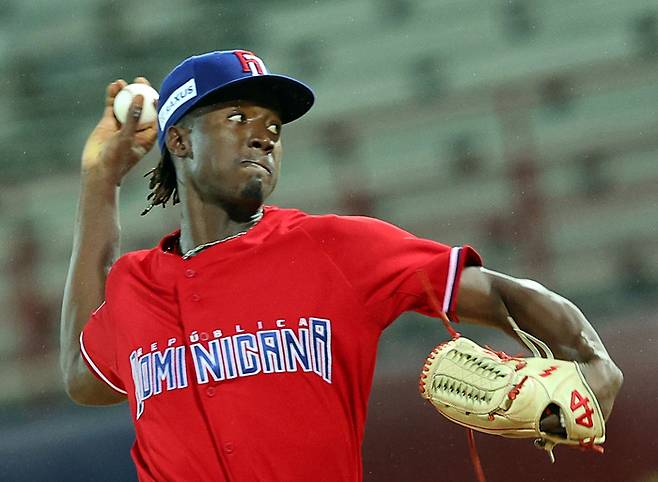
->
[113,83,159,128]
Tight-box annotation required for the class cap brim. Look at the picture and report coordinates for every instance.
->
[192,74,314,124]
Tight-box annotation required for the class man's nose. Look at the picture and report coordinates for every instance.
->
[248,135,275,153]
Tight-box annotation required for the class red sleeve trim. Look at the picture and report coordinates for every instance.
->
[79,332,127,395]
[442,246,482,319]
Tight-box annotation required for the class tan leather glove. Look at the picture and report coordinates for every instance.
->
[419,336,605,462]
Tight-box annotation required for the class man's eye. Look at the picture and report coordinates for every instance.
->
[228,113,245,122]
[267,124,280,135]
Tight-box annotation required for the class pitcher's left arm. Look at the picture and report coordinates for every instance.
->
[455,266,623,420]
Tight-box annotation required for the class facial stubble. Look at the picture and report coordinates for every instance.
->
[222,176,265,222]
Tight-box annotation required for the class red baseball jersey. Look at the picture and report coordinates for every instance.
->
[80,206,481,481]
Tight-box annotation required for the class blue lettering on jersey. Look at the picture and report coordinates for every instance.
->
[175,346,188,388]
[234,333,261,377]
[257,330,285,373]
[221,336,238,379]
[139,353,152,400]
[153,347,176,395]
[129,317,333,419]
[191,339,225,384]
[282,328,312,372]
[310,318,332,383]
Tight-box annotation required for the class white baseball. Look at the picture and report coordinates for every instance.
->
[113,83,159,127]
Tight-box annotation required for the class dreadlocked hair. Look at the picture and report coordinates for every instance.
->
[141,153,179,215]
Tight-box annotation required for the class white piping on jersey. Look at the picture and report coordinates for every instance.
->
[79,332,128,394]
[442,247,461,313]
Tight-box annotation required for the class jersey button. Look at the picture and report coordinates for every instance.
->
[224,442,234,454]
[206,386,216,397]
[185,269,196,278]
[191,294,201,302]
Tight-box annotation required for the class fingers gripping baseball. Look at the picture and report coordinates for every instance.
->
[105,79,128,117]
[81,78,158,185]
[119,93,158,160]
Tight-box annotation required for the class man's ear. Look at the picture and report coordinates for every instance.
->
[166,125,192,158]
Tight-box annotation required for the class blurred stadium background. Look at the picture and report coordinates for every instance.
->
[1,0,657,481]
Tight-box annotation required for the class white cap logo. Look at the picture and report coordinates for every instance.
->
[158,78,198,130]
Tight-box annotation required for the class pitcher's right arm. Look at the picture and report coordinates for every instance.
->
[60,78,157,405]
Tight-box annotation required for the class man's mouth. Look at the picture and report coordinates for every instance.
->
[240,159,272,175]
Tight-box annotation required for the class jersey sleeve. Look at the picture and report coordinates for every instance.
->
[303,215,482,328]
[79,294,127,395]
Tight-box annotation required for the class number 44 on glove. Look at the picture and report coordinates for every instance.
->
[419,333,606,463]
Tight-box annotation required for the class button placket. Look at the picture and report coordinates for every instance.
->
[177,262,233,466]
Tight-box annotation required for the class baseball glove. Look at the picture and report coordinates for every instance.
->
[419,334,606,462]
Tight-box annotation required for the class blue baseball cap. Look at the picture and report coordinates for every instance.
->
[156,50,315,151]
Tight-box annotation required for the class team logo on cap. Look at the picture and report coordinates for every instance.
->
[234,50,268,76]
